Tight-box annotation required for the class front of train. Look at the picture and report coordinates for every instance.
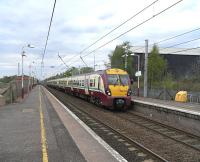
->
[103,68,132,110]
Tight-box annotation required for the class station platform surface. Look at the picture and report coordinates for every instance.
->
[132,96,200,116]
[0,85,125,162]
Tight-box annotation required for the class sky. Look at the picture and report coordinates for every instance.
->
[0,0,199,79]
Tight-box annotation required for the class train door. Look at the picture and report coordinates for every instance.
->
[98,76,100,90]
[84,75,89,95]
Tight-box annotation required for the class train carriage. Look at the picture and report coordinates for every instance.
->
[47,68,132,110]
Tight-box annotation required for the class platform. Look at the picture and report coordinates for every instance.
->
[0,85,125,162]
[132,96,200,136]
[132,96,200,116]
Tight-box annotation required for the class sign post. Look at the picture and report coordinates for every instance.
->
[135,71,141,96]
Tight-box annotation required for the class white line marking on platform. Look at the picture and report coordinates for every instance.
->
[44,87,127,162]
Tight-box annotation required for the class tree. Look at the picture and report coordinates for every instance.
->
[148,44,167,88]
[0,75,17,83]
[108,41,135,78]
[80,67,94,74]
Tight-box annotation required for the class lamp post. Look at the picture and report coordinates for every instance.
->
[131,53,140,97]
[21,44,34,99]
[21,51,26,99]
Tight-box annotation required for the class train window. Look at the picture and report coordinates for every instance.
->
[90,79,95,87]
[107,74,119,85]
[86,79,89,87]
[119,75,129,85]
[82,80,84,87]
[90,79,93,87]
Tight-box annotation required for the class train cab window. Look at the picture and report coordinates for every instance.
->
[119,75,129,85]
[107,74,119,85]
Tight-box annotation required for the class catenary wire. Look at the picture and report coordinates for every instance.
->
[51,0,183,75]
[62,0,159,65]
[79,0,183,58]
[170,46,200,54]
[79,0,159,54]
[161,37,200,49]
[67,0,182,67]
[133,27,200,51]
[41,0,57,65]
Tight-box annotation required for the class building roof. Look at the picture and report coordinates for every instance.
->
[130,46,200,56]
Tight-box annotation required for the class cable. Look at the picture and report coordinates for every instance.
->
[58,52,69,68]
[53,0,184,75]
[41,0,57,65]
[80,56,88,67]
[133,27,200,51]
[170,46,200,54]
[162,37,200,49]
[63,0,159,65]
[81,0,183,58]
[157,28,200,44]
[79,0,159,54]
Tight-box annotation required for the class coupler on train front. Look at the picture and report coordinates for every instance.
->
[102,96,131,110]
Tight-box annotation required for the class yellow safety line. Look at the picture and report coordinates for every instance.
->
[39,86,48,162]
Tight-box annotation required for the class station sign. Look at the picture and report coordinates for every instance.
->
[135,71,142,77]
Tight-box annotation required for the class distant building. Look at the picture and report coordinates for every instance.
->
[130,46,200,79]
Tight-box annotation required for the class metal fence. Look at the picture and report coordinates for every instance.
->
[0,78,36,105]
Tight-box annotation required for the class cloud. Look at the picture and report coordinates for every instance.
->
[0,0,199,79]
[99,13,113,20]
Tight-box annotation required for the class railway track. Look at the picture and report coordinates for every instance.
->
[47,87,168,162]
[116,111,200,152]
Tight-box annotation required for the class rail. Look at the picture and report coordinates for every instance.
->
[47,87,168,162]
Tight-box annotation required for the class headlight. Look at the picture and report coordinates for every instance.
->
[105,89,112,96]
[127,89,132,96]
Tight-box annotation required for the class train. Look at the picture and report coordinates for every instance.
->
[47,68,132,110]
